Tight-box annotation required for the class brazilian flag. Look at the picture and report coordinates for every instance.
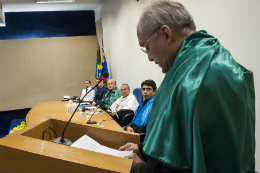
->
[96,48,108,77]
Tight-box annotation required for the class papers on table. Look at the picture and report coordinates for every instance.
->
[71,135,133,158]
[79,104,97,109]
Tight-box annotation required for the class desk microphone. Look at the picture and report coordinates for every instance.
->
[86,107,100,124]
[52,72,109,146]
[86,90,112,124]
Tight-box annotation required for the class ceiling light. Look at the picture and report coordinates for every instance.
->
[36,0,75,3]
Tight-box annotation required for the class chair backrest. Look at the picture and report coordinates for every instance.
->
[133,88,143,104]
[122,113,135,127]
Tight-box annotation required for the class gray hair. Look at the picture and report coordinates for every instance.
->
[138,0,196,35]
[121,83,130,89]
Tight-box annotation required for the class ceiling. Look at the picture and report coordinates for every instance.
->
[0,0,105,12]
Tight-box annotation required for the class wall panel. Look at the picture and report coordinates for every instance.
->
[0,36,97,111]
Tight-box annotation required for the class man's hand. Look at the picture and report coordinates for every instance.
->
[110,112,116,116]
[118,143,141,157]
[92,101,96,106]
[126,126,134,132]
[125,153,143,167]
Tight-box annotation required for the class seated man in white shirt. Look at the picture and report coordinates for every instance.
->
[108,84,139,127]
[80,80,95,102]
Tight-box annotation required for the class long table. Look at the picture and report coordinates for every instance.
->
[0,101,139,173]
[26,101,124,131]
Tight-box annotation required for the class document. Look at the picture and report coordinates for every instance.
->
[71,135,133,158]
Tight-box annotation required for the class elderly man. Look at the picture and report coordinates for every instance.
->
[80,80,95,102]
[119,1,255,173]
[125,80,156,133]
[108,84,139,127]
[98,79,121,110]
[92,77,108,106]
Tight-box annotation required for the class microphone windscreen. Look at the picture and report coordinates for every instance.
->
[102,72,109,79]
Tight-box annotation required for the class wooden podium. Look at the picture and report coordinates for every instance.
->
[0,117,140,173]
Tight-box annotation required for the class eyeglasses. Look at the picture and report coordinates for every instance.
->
[141,27,161,54]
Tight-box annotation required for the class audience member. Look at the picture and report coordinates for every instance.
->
[108,84,139,127]
[125,80,156,133]
[92,77,108,106]
[80,80,95,102]
[98,79,121,110]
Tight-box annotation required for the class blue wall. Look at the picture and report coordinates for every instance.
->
[0,11,96,40]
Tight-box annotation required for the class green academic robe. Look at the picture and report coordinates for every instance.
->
[142,30,255,173]
[102,86,122,110]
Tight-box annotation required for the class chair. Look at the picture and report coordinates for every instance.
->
[122,113,134,127]
[133,88,143,104]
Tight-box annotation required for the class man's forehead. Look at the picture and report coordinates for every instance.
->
[142,85,152,88]
[137,31,149,47]
[108,79,115,84]
[120,85,128,89]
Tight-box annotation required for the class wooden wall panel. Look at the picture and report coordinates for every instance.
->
[0,36,97,111]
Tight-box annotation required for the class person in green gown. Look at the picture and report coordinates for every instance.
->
[119,1,255,173]
[99,79,121,110]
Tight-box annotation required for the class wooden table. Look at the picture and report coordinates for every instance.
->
[26,101,124,131]
[0,101,139,173]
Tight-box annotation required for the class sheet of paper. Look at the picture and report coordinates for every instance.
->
[71,135,133,158]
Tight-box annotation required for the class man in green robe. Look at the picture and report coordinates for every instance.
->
[99,79,121,110]
[119,1,255,173]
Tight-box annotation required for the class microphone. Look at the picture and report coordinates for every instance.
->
[52,72,109,146]
[86,107,100,124]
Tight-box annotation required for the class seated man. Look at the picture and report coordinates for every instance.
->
[125,80,156,133]
[92,77,108,106]
[80,80,95,102]
[98,79,121,110]
[108,84,139,127]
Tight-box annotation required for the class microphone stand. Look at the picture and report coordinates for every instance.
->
[53,79,103,146]
[86,107,99,124]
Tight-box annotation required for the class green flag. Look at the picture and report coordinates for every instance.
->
[95,50,101,78]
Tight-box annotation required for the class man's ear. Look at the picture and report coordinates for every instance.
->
[161,25,172,44]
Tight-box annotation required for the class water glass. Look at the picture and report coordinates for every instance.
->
[97,119,102,126]
[78,107,82,114]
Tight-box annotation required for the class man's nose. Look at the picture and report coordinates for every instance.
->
[148,54,153,62]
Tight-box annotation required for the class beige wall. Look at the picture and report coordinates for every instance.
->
[95,0,260,170]
[0,36,97,111]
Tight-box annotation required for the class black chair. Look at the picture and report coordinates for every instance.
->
[122,112,147,143]
[122,113,134,127]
